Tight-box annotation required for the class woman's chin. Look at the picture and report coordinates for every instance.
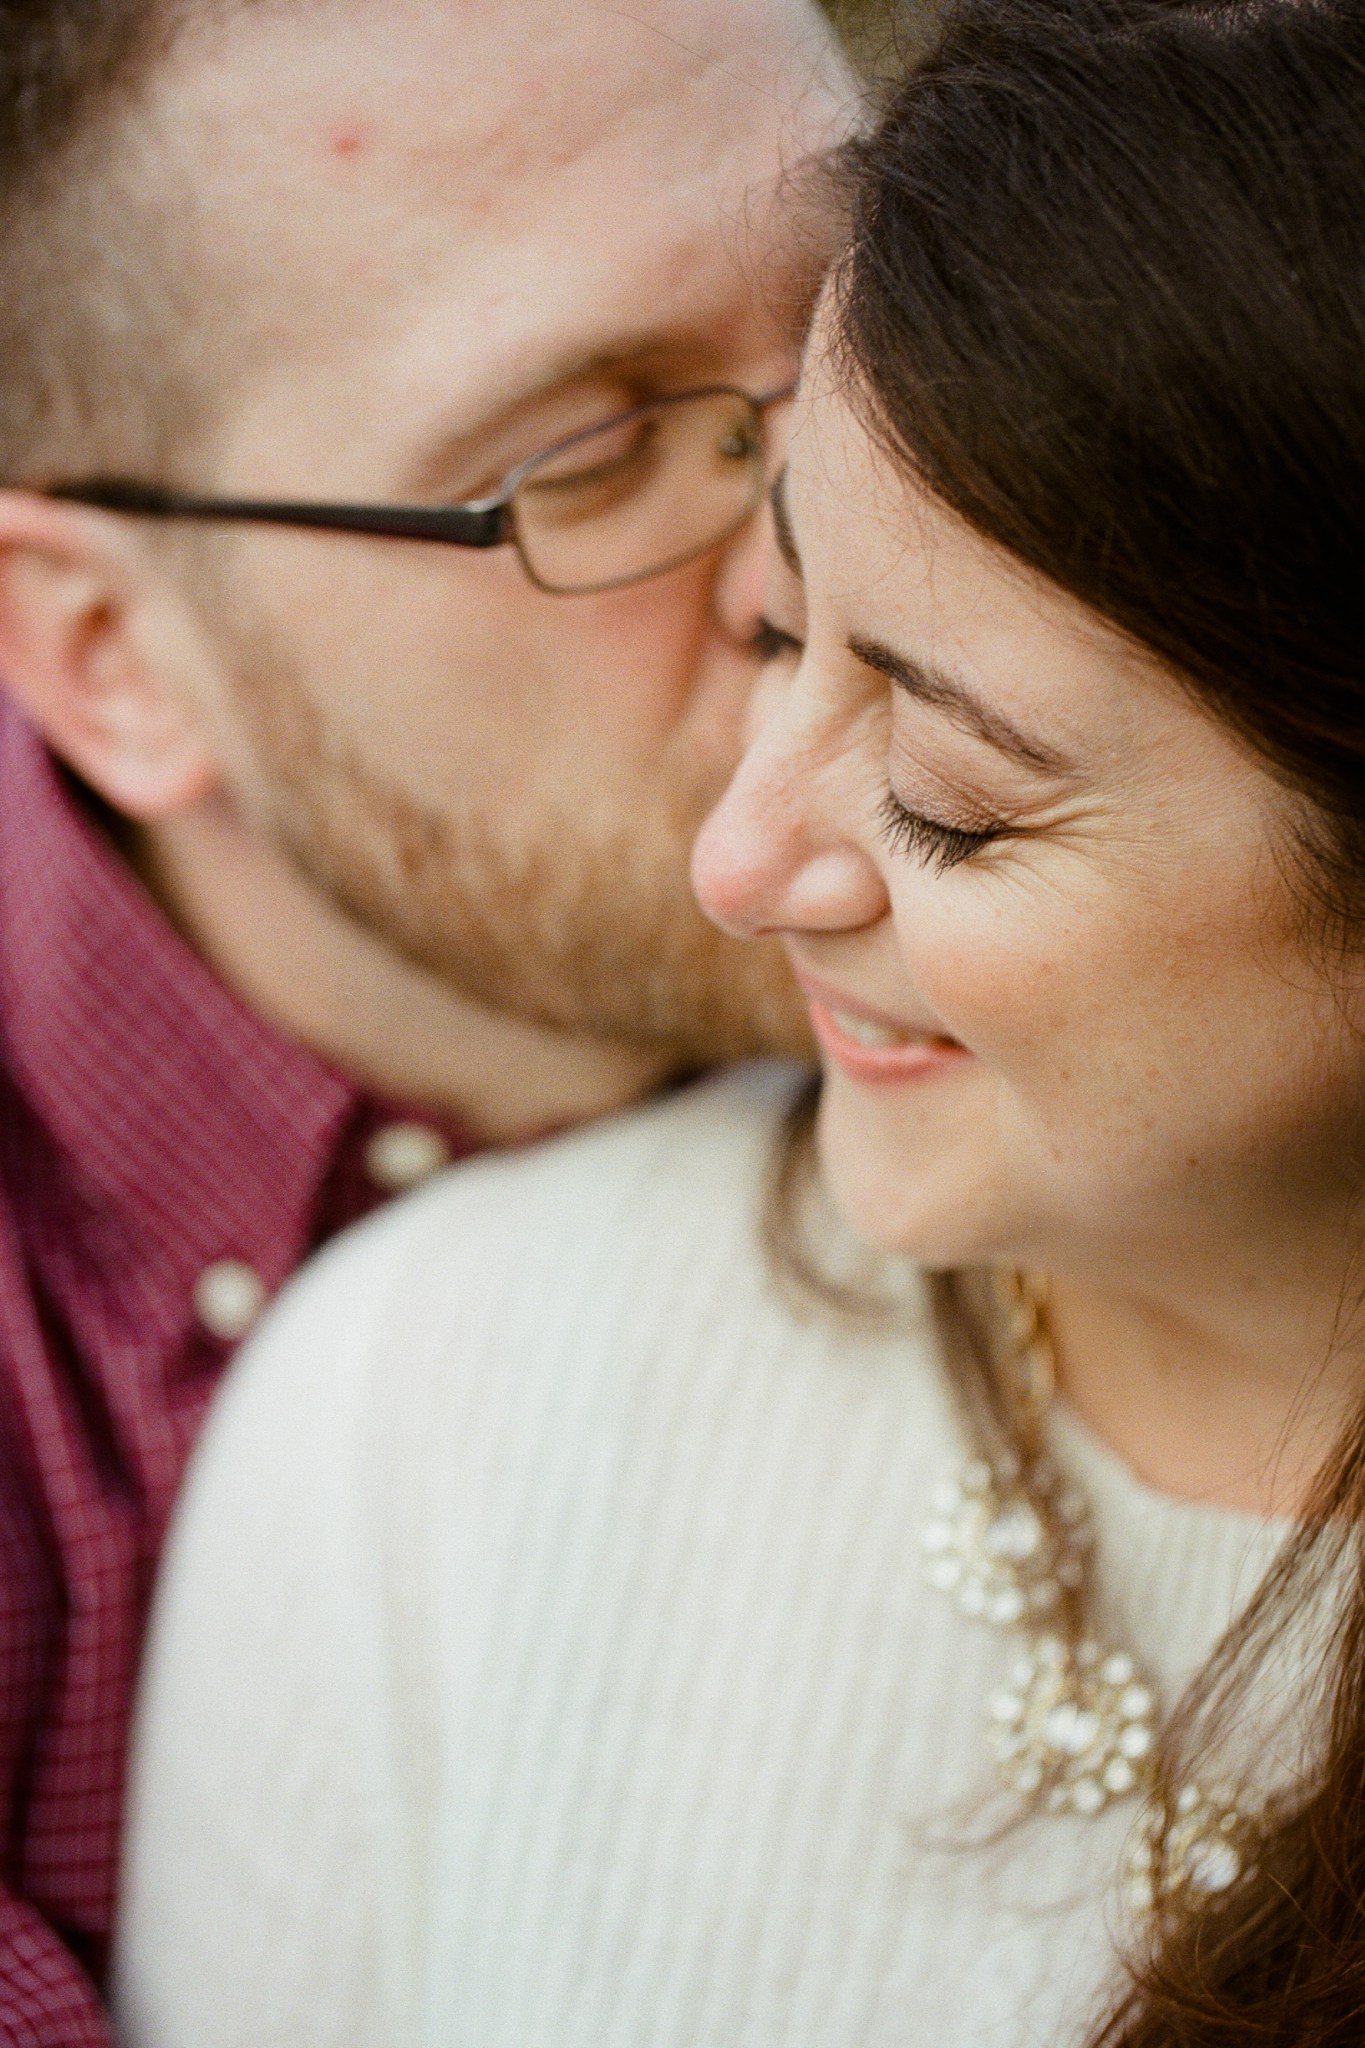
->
[815,1093,999,1269]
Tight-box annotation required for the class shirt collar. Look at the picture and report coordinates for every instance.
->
[0,693,362,1297]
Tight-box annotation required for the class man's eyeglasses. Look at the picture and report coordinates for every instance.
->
[44,383,795,597]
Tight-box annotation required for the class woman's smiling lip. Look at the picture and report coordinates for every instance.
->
[791,967,974,1086]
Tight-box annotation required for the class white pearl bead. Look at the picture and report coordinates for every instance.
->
[1070,1777,1105,1815]
[1185,1839,1243,1894]
[1042,1703,1100,1757]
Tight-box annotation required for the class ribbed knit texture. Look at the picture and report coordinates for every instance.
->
[114,1065,1288,2048]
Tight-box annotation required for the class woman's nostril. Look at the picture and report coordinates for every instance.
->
[784,848,888,932]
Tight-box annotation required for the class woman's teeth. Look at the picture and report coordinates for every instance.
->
[828,1007,911,1050]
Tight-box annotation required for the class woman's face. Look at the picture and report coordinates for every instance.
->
[692,351,1365,1284]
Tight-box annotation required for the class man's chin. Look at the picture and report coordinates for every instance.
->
[424,918,817,1072]
[674,936,816,1067]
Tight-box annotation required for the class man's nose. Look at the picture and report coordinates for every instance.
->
[691,682,888,942]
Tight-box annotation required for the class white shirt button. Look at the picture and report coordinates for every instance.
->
[194,1259,268,1343]
[365,1122,452,1194]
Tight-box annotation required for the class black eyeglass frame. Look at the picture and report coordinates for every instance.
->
[44,381,797,595]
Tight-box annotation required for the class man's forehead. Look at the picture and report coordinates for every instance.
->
[165,0,844,189]
[155,0,846,436]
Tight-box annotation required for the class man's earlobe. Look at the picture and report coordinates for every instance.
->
[0,491,219,819]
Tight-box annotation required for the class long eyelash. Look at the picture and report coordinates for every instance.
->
[877,790,1001,873]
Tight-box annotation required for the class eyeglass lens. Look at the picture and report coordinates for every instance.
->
[510,389,769,595]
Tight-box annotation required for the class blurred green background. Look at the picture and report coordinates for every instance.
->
[818,0,936,79]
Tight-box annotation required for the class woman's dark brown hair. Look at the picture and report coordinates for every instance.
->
[824,0,1365,2039]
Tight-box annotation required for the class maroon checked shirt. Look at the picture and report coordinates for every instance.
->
[0,690,482,2046]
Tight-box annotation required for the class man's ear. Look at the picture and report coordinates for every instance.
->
[0,490,221,819]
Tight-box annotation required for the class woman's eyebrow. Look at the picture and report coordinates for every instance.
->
[770,467,801,576]
[849,634,1075,777]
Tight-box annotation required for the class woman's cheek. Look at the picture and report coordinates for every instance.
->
[885,847,1138,1085]
[884,880,1059,1059]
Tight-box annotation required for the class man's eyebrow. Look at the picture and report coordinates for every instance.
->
[770,467,801,576]
[849,634,1074,776]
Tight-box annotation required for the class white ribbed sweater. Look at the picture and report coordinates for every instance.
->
[113,1064,1286,2048]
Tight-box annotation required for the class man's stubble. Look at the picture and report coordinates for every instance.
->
[226,623,813,1070]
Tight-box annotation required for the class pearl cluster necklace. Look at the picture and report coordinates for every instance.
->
[923,1453,1158,1818]
[921,1274,1262,1914]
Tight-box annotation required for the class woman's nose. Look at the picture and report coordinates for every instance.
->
[691,684,888,941]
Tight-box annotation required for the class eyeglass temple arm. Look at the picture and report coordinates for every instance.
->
[46,480,511,549]
[46,386,795,545]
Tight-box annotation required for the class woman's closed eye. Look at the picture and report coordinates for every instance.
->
[878,789,1005,873]
[750,619,1007,872]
